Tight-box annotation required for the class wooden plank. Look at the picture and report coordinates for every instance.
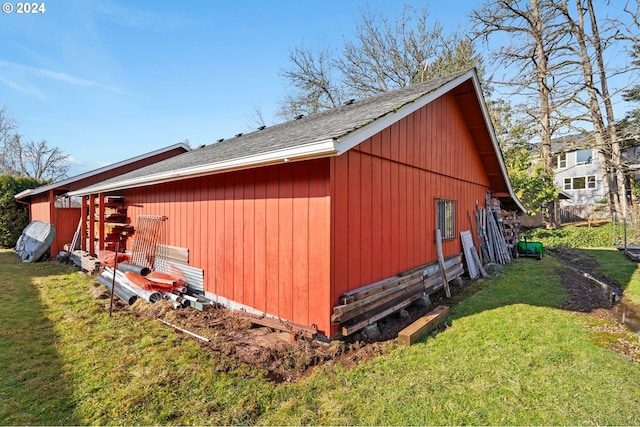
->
[435,229,451,298]
[157,244,189,265]
[340,270,423,304]
[243,314,317,339]
[460,230,479,279]
[331,273,424,324]
[398,305,450,346]
[341,290,424,336]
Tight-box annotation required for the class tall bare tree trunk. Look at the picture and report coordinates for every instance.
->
[587,0,627,218]
[531,0,558,228]
[561,0,620,218]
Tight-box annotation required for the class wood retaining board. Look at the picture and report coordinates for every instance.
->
[397,305,449,346]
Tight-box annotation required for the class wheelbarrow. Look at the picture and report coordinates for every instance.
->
[516,234,544,260]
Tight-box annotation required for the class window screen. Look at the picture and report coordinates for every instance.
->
[436,199,456,240]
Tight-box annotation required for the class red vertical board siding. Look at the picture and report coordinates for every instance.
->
[278,164,294,323]
[331,92,493,299]
[223,176,235,299]
[253,168,267,313]
[110,91,497,337]
[347,151,361,289]
[215,178,226,297]
[233,172,245,303]
[380,151,392,279]
[265,167,280,316]
[398,162,407,271]
[292,162,310,326]
[370,155,383,282]
[121,159,333,335]
[243,170,256,309]
[359,151,372,286]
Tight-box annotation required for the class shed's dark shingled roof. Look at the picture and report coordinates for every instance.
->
[95,70,468,185]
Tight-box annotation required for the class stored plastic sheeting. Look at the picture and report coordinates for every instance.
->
[14,220,56,263]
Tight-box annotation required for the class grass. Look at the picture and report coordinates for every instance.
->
[1,247,640,425]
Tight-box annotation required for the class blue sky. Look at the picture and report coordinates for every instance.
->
[0,0,480,176]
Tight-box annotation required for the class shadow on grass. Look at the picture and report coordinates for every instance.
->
[0,250,80,425]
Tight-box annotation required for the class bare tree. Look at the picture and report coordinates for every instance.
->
[0,107,69,181]
[553,0,628,218]
[19,138,69,181]
[0,107,19,174]
[279,44,346,118]
[280,5,483,119]
[471,0,569,227]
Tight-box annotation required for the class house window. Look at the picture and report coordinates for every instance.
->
[555,153,567,168]
[436,199,456,240]
[576,149,593,164]
[564,175,597,190]
[573,176,586,189]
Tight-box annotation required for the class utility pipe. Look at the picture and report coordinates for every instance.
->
[97,274,138,305]
[117,262,151,276]
[114,269,162,303]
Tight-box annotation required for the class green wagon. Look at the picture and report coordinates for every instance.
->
[516,235,544,260]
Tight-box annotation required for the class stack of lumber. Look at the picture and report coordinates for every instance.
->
[475,204,514,265]
[332,254,463,336]
[501,210,521,248]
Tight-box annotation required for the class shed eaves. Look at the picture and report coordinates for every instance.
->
[84,71,468,188]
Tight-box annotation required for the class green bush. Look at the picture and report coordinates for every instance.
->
[525,222,634,248]
[0,175,47,248]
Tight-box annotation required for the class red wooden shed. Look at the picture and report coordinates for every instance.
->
[69,69,524,338]
[14,142,189,257]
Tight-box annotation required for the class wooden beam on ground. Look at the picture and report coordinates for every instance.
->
[397,305,450,346]
[331,272,424,324]
[341,291,425,336]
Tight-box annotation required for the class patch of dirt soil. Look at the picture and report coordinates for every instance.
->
[130,297,404,383]
[548,248,640,362]
[91,249,640,383]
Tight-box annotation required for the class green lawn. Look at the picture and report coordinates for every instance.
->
[1,247,639,425]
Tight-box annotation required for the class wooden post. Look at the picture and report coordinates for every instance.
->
[109,241,120,318]
[435,229,451,298]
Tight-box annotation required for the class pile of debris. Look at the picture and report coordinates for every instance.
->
[97,257,209,310]
[94,215,211,311]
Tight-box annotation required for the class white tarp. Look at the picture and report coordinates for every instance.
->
[14,220,56,262]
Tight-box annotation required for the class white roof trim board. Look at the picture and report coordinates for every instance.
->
[70,139,337,194]
[15,142,190,200]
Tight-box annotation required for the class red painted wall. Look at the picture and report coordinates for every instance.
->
[123,159,333,334]
[330,93,491,300]
[97,93,497,337]
[30,194,51,223]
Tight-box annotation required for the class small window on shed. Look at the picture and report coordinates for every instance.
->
[436,199,456,240]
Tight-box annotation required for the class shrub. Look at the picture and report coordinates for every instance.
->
[0,175,47,248]
[525,221,634,248]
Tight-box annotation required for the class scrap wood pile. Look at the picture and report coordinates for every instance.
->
[473,197,521,266]
[96,215,210,310]
[332,254,463,336]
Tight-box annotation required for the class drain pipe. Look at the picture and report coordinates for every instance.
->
[14,197,31,220]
